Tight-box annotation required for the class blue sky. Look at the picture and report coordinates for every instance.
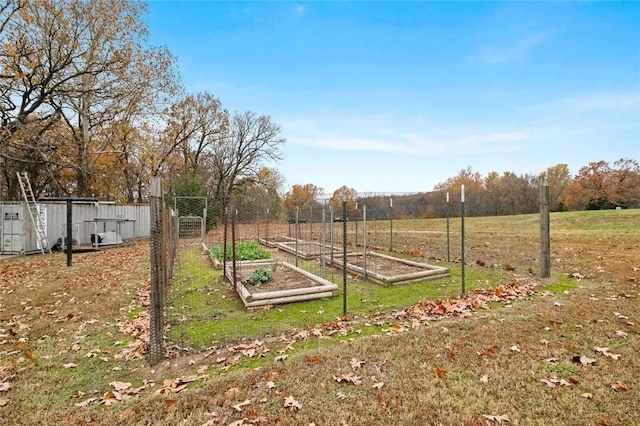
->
[146,1,640,195]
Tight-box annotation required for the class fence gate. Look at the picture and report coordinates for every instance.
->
[173,196,207,242]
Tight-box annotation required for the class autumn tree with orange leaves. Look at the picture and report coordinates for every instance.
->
[563,158,640,210]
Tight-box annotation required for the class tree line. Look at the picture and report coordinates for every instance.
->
[267,159,639,223]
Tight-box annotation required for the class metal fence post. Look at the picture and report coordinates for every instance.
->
[342,186,347,317]
[540,177,551,277]
[149,176,164,365]
[460,185,466,297]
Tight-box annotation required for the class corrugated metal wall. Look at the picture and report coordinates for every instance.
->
[0,202,150,254]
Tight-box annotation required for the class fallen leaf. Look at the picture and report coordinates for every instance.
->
[336,391,347,400]
[120,407,135,420]
[581,393,593,399]
[333,372,363,385]
[163,399,179,411]
[0,397,9,406]
[572,355,597,366]
[275,354,288,362]
[482,413,511,423]
[266,381,276,390]
[372,381,384,389]
[110,381,132,391]
[611,381,628,391]
[603,352,621,361]
[284,395,301,411]
[509,345,521,353]
[540,379,557,388]
[350,358,365,370]
[305,355,323,365]
[0,382,10,392]
[615,330,628,338]
[480,375,489,383]
[232,399,251,412]
[63,363,77,369]
[434,367,447,379]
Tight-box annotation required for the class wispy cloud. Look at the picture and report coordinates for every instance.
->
[479,31,556,63]
[289,128,528,156]
[522,92,640,113]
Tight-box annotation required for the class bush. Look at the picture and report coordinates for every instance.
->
[210,240,271,262]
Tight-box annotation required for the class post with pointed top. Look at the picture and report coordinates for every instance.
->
[342,186,348,317]
[460,185,466,297]
[540,177,551,278]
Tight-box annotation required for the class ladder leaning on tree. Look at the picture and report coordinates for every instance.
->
[16,171,50,254]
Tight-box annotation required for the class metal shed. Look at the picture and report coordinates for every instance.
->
[0,201,150,255]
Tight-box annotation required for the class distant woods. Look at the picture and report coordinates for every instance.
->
[275,160,639,221]
[1,1,637,219]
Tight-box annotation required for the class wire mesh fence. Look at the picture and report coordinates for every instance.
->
[149,185,551,361]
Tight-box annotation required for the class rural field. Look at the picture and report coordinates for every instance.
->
[0,209,638,425]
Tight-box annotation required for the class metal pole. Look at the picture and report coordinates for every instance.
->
[446,192,450,262]
[329,205,334,263]
[66,199,72,267]
[295,206,299,267]
[540,177,551,277]
[148,177,164,365]
[389,197,393,252]
[363,205,367,279]
[460,185,466,296]
[342,186,348,317]
[354,201,358,248]
[321,207,326,277]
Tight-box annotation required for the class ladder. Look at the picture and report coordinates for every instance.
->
[16,171,49,254]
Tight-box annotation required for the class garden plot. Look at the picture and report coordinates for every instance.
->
[225,260,339,308]
[258,235,296,248]
[275,239,347,259]
[328,252,449,285]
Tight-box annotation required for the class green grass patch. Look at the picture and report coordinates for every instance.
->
[536,272,579,294]
[168,247,519,349]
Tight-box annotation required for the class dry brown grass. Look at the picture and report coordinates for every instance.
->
[0,210,638,425]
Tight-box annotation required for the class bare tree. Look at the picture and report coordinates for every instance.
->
[211,111,285,205]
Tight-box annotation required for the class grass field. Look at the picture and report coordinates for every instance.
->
[0,209,638,425]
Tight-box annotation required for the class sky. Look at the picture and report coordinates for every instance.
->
[145,1,640,195]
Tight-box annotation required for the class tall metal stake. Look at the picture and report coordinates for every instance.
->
[363,205,367,279]
[460,185,466,296]
[389,197,393,252]
[342,186,348,317]
[446,192,450,262]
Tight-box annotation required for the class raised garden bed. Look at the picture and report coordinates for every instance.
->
[327,252,449,285]
[275,240,348,260]
[224,260,339,308]
[258,235,296,248]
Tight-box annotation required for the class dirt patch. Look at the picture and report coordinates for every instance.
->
[239,263,324,293]
[347,254,428,275]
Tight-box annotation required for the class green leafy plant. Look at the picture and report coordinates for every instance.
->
[210,240,271,262]
[246,267,273,286]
